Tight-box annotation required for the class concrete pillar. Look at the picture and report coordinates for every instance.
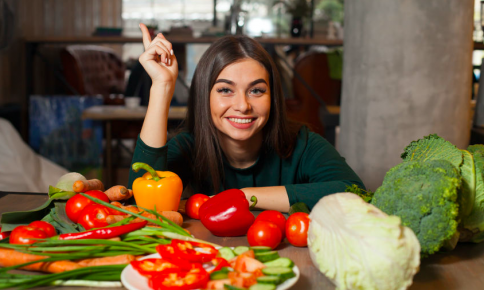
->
[338,0,474,191]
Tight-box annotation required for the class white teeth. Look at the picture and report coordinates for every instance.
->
[229,118,253,124]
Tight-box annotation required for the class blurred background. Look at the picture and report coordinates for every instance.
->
[0,0,479,192]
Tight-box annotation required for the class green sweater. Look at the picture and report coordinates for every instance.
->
[128,127,365,210]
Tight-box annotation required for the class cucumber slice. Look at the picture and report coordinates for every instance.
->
[250,246,272,254]
[217,247,236,260]
[224,284,245,290]
[210,268,230,280]
[263,257,294,268]
[255,251,280,262]
[249,284,276,290]
[261,267,295,281]
[256,276,281,285]
[233,246,250,256]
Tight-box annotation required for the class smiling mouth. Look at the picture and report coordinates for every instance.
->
[228,118,255,124]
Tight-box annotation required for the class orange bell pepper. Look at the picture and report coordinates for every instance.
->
[132,162,183,211]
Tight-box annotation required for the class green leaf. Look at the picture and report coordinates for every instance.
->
[51,203,80,233]
[462,145,484,242]
[0,198,53,231]
[48,186,76,200]
[459,150,476,220]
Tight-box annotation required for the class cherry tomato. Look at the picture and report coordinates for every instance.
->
[29,221,57,237]
[186,193,210,219]
[77,204,110,230]
[247,220,282,250]
[285,212,310,247]
[255,210,286,240]
[65,190,110,223]
[9,225,48,245]
[0,226,10,240]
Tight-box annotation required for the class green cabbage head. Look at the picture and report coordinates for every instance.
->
[308,192,420,290]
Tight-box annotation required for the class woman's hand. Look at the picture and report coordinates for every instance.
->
[139,23,178,87]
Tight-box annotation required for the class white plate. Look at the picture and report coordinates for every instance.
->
[121,252,300,290]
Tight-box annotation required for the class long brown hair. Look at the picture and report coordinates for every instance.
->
[184,35,301,192]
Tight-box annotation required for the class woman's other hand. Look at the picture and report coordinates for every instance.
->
[139,23,178,88]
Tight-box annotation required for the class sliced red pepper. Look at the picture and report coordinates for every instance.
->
[56,221,147,240]
[170,239,218,263]
[148,267,209,290]
[155,244,204,271]
[131,259,182,277]
[209,257,230,274]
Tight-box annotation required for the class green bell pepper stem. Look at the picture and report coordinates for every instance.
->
[131,162,163,181]
[250,195,258,209]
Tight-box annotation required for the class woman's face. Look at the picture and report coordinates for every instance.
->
[210,58,271,144]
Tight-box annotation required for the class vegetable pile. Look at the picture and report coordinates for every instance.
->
[131,240,297,290]
[368,135,484,255]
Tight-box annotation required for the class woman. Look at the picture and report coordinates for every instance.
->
[128,24,365,212]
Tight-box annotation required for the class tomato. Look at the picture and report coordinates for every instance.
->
[246,220,281,250]
[185,193,210,219]
[255,210,286,240]
[285,212,310,247]
[29,221,57,237]
[0,226,10,240]
[65,190,110,223]
[9,225,48,244]
[77,204,110,230]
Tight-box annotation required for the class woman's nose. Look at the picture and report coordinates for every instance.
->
[233,92,251,113]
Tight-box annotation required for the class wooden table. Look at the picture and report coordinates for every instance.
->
[82,105,187,187]
[1,192,484,290]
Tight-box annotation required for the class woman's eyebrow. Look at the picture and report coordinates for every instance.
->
[249,79,268,86]
[214,79,235,85]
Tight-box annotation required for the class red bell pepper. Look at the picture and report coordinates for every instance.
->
[199,189,257,236]
[157,240,218,264]
[131,259,182,277]
[148,267,209,290]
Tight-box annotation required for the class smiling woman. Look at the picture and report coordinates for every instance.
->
[127,24,365,212]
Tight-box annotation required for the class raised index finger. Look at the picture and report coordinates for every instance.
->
[139,23,152,50]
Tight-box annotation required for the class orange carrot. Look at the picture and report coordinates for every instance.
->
[76,254,135,267]
[73,179,105,193]
[104,185,133,201]
[106,215,126,225]
[122,205,140,214]
[0,248,81,273]
[141,211,183,227]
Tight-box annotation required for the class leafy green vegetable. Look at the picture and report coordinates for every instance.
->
[461,145,484,242]
[458,150,476,220]
[48,186,76,200]
[401,134,463,168]
[371,160,461,255]
[308,193,420,290]
[345,184,374,203]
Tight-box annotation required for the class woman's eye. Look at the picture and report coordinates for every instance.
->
[250,88,266,95]
[216,88,232,94]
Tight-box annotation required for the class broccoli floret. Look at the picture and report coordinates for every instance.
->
[371,160,461,255]
[345,184,374,203]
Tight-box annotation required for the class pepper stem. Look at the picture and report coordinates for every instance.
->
[249,195,258,209]
[132,162,161,181]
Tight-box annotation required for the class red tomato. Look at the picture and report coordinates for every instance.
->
[246,220,282,250]
[29,221,57,237]
[65,190,110,223]
[0,226,10,240]
[77,204,110,230]
[255,210,286,240]
[286,212,310,247]
[9,225,48,244]
[185,194,210,219]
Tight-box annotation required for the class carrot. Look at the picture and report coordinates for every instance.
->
[105,185,133,201]
[106,215,126,225]
[73,179,105,193]
[141,211,184,227]
[76,254,135,267]
[0,248,81,273]
[122,205,140,214]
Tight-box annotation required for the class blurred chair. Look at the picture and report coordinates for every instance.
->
[285,51,341,145]
[60,45,142,169]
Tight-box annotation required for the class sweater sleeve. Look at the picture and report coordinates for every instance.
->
[285,132,365,210]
